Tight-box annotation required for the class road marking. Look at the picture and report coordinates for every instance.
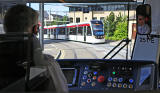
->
[60,49,65,59]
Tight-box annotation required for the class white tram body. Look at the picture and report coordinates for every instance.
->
[44,20,105,43]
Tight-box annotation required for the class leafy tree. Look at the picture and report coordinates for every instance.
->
[113,21,127,40]
[103,12,116,37]
[103,12,128,40]
[50,21,57,25]
[62,16,68,24]
[48,16,68,25]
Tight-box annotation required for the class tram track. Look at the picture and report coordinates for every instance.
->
[44,40,128,59]
[65,42,98,59]
[53,41,98,59]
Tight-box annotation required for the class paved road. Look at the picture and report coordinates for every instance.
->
[43,39,134,59]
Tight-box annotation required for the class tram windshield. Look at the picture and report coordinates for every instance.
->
[0,2,138,60]
[92,24,104,36]
[1,0,160,93]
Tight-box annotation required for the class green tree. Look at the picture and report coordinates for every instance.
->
[113,21,127,40]
[50,21,57,25]
[62,16,68,24]
[48,17,61,26]
[103,12,128,40]
[48,16,68,25]
[103,12,116,38]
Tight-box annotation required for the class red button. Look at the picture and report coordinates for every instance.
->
[97,76,105,83]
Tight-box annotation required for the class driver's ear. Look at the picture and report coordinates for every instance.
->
[32,24,39,35]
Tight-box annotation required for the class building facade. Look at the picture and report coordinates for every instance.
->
[65,2,139,39]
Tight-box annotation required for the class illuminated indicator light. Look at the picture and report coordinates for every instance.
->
[129,67,132,70]
[87,79,91,83]
[107,83,112,87]
[93,76,97,80]
[129,84,133,88]
[123,84,127,88]
[81,82,86,86]
[122,67,125,70]
[108,77,112,81]
[83,75,87,80]
[112,83,117,87]
[112,72,116,75]
[129,79,134,83]
[113,78,118,82]
[84,71,88,74]
[119,78,123,82]
[91,82,96,87]
[118,83,122,88]
[88,73,92,77]
[93,71,97,75]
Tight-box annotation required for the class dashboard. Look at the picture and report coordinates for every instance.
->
[1,59,159,93]
[57,59,157,92]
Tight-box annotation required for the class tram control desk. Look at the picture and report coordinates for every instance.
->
[57,59,160,93]
[0,34,160,93]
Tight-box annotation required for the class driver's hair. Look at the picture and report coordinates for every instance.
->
[3,4,39,33]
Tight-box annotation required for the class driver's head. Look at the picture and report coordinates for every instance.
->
[138,15,145,26]
[3,4,39,34]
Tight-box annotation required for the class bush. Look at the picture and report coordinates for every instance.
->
[113,21,127,40]
[103,12,127,41]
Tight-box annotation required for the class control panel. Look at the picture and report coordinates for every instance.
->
[58,59,156,91]
[79,64,135,89]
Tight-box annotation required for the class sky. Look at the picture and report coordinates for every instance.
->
[27,3,69,16]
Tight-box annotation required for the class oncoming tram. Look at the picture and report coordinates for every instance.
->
[43,20,105,43]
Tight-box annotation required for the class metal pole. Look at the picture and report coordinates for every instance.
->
[29,3,31,7]
[143,0,145,4]
[74,8,75,23]
[126,2,130,60]
[39,3,44,50]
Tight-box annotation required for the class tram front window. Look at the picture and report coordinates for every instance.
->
[92,24,104,36]
[92,24,103,31]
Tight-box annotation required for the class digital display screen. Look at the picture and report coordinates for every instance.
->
[139,66,151,86]
[62,68,77,87]
[92,24,103,31]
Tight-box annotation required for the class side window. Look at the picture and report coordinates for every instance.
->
[70,18,73,23]
[51,29,54,34]
[76,17,80,23]
[59,28,65,35]
[93,17,97,20]
[72,27,77,35]
[87,26,92,36]
[78,27,83,35]
[69,27,73,35]
[44,29,47,34]
[70,27,76,35]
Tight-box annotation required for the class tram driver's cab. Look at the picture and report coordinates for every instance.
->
[1,0,160,93]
